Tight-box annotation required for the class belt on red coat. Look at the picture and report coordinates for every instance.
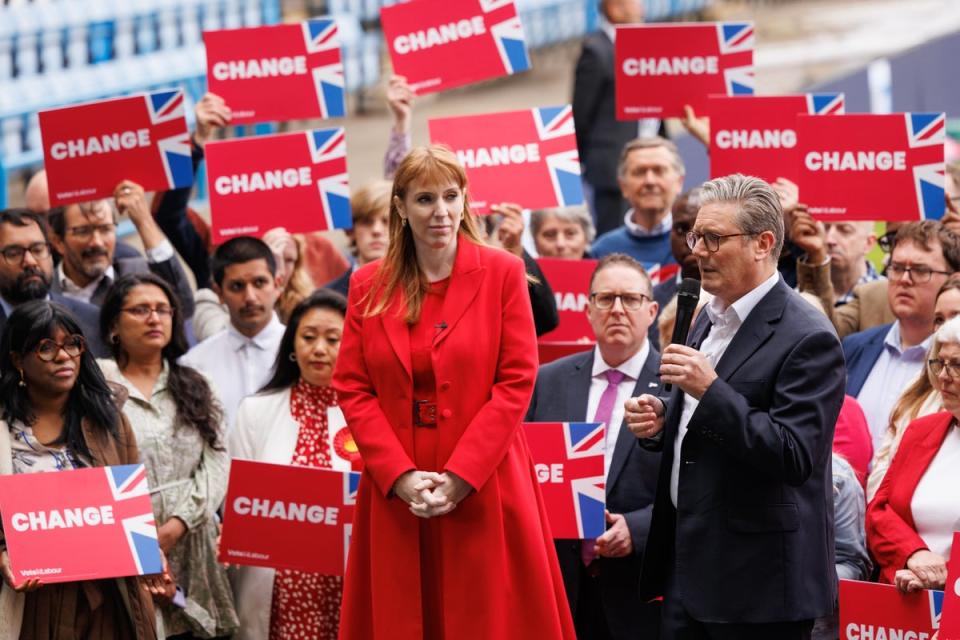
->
[413,400,437,427]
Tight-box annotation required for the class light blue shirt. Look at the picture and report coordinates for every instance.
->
[856,321,930,451]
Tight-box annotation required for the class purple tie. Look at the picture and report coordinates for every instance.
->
[582,369,626,566]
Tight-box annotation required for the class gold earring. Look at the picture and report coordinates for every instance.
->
[18,369,25,388]
[400,217,407,227]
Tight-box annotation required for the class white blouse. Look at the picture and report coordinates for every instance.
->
[910,423,960,559]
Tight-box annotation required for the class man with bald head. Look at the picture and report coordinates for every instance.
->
[793,213,882,307]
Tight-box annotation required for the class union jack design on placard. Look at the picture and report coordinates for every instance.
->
[343,471,360,507]
[489,15,531,75]
[907,112,947,148]
[724,65,754,96]
[648,262,680,286]
[535,106,584,208]
[930,589,945,629]
[106,465,163,576]
[806,93,845,115]
[717,22,754,54]
[145,90,193,190]
[307,128,352,230]
[563,421,605,460]
[906,113,947,220]
[571,477,606,539]
[303,19,346,119]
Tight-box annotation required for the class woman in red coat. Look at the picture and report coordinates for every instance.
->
[332,145,575,639]
[866,315,960,592]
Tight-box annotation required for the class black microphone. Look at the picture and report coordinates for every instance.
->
[665,278,701,393]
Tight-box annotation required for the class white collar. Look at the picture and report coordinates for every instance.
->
[57,261,115,297]
[591,339,650,381]
[225,314,284,352]
[623,210,673,237]
[705,271,780,326]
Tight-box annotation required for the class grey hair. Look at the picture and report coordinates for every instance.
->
[617,137,686,178]
[936,314,960,346]
[698,173,784,261]
[529,206,596,243]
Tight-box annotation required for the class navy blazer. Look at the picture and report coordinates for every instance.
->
[842,323,893,397]
[640,278,845,624]
[0,294,108,358]
[526,346,662,638]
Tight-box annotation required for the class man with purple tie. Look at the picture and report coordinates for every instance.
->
[526,253,663,640]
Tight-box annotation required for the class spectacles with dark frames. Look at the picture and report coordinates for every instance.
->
[686,231,755,253]
[122,305,174,320]
[0,242,50,264]
[928,358,960,378]
[885,262,951,284]
[34,335,86,362]
[67,223,117,240]
[589,291,651,310]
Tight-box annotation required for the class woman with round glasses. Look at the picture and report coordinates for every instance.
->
[99,273,238,639]
[866,313,960,593]
[0,300,161,638]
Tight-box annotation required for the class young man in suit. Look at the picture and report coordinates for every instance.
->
[527,253,662,639]
[626,174,846,639]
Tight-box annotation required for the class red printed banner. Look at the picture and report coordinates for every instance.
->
[428,106,583,214]
[205,127,351,243]
[708,93,845,184]
[0,464,162,587]
[797,113,946,221]
[204,19,345,125]
[537,257,597,343]
[840,580,943,640]
[218,459,360,575]
[523,422,605,539]
[380,0,530,95]
[39,91,192,206]
[940,532,960,639]
[615,22,754,119]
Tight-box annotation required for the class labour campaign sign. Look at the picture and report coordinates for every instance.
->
[840,580,943,640]
[205,127,351,243]
[939,532,960,639]
[524,422,605,539]
[708,94,844,183]
[381,0,530,95]
[0,464,162,587]
[798,113,946,222]
[536,257,596,345]
[39,91,192,206]
[616,22,754,119]
[204,19,345,124]
[219,459,360,575]
[428,106,583,214]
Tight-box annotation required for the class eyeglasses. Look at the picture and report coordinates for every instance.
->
[686,231,754,252]
[589,291,651,310]
[35,335,85,362]
[66,223,116,240]
[928,358,960,378]
[0,242,51,264]
[886,262,951,283]
[122,305,174,320]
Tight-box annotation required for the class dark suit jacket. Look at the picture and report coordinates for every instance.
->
[640,278,845,623]
[0,293,108,358]
[841,323,893,397]
[324,267,352,298]
[649,275,680,348]
[526,346,662,638]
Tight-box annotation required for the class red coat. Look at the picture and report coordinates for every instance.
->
[333,239,575,639]
[866,410,954,583]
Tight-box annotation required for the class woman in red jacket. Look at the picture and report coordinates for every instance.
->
[332,145,574,640]
[866,314,960,593]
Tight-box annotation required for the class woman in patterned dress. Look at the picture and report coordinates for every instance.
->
[229,289,353,640]
[0,300,161,639]
[98,273,238,639]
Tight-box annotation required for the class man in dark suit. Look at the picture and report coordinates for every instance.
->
[626,174,845,639]
[46,183,194,317]
[0,208,106,356]
[527,253,662,639]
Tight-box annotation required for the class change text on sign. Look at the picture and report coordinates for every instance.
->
[214,168,313,195]
[11,506,115,531]
[805,151,906,171]
[621,56,719,77]
[50,130,151,160]
[212,56,308,80]
[457,144,541,168]
[715,129,797,149]
[536,463,564,483]
[233,497,340,525]
[394,17,486,54]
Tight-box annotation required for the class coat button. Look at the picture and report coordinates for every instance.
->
[439,381,451,391]
[441,409,452,419]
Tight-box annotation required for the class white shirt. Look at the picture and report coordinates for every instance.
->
[856,322,930,452]
[910,422,960,559]
[179,314,285,431]
[670,271,780,507]
[56,240,175,305]
[586,341,651,478]
[624,210,673,238]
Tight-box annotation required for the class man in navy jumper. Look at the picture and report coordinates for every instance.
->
[592,137,684,271]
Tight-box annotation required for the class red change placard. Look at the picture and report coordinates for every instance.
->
[428,106,583,214]
[797,113,946,222]
[940,532,960,639]
[39,91,192,206]
[0,464,162,587]
[219,459,360,575]
[523,422,605,539]
[708,93,844,184]
[840,580,942,640]
[537,257,597,343]
[616,22,754,119]
[205,127,351,243]
[204,19,345,125]
[380,0,530,95]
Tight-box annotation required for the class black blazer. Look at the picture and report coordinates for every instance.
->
[0,293,108,358]
[639,278,845,624]
[526,346,662,638]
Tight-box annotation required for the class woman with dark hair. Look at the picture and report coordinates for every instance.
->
[0,300,160,639]
[98,273,237,639]
[229,288,354,640]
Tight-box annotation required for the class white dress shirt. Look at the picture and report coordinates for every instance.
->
[586,341,651,478]
[179,314,284,431]
[670,271,780,507]
[856,322,930,452]
[910,422,960,560]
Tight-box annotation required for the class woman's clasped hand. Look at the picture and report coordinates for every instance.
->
[393,469,473,518]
